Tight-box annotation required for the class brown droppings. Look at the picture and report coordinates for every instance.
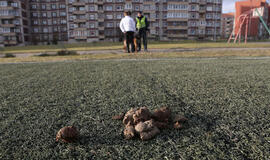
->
[56,126,79,143]
[123,108,137,125]
[135,119,154,133]
[174,122,183,129]
[173,115,188,123]
[154,121,169,129]
[140,126,160,141]
[133,107,152,124]
[112,113,125,120]
[152,106,171,122]
[118,106,187,141]
[124,122,136,139]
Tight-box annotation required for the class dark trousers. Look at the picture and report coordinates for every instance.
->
[125,31,135,53]
[138,28,147,51]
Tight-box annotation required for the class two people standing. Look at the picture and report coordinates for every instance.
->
[120,11,149,53]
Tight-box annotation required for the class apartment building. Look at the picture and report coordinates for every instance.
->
[140,0,222,40]
[221,12,234,39]
[29,0,68,45]
[0,0,30,46]
[235,0,269,39]
[67,0,143,42]
[0,0,222,46]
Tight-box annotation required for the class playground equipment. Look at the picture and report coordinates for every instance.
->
[228,7,270,43]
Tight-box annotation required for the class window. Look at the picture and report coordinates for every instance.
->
[89,6,95,11]
[89,14,95,20]
[106,22,113,28]
[42,13,47,17]
[60,12,66,16]
[42,20,47,25]
[31,4,37,9]
[59,4,66,9]
[89,23,95,28]
[43,28,48,33]
[116,5,123,11]
[125,4,132,10]
[105,6,113,11]
[33,28,39,33]
[52,12,57,17]
[41,4,46,10]
[0,1,7,7]
[51,4,56,9]
[106,14,113,19]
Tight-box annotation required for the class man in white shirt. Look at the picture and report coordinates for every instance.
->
[120,11,136,53]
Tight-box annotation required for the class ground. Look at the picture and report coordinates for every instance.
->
[0,58,270,159]
[1,41,270,54]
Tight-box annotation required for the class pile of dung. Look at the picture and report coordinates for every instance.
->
[56,126,79,143]
[113,107,187,141]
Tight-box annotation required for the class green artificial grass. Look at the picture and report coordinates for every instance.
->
[0,59,270,159]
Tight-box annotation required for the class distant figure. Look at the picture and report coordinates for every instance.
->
[136,11,149,52]
[120,11,136,53]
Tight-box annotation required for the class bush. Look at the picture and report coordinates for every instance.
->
[57,50,78,56]
[3,53,16,58]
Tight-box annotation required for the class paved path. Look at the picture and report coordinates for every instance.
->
[2,56,270,65]
[0,47,269,58]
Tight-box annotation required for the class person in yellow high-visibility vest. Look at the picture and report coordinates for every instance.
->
[136,11,149,52]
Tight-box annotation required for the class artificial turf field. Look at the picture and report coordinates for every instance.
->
[0,58,270,159]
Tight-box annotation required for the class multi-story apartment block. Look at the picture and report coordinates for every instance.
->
[0,0,222,46]
[29,0,68,45]
[0,0,30,46]
[187,0,222,40]
[221,13,234,39]
[67,0,143,42]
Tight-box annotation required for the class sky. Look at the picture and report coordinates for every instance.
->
[223,0,238,13]
[223,0,270,13]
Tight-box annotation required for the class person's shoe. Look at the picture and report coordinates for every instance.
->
[144,49,148,52]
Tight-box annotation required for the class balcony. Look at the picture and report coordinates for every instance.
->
[4,40,17,45]
[74,36,87,40]
[0,6,14,10]
[73,19,87,23]
[98,10,104,13]
[74,27,87,31]
[167,34,187,38]
[167,18,188,22]
[98,26,104,30]
[98,18,104,22]
[167,26,188,30]
[2,32,16,36]
[72,2,85,6]
[72,10,86,15]
[99,35,105,39]
[1,23,15,27]
[97,1,104,5]
[149,18,156,22]
[199,9,206,13]
[0,15,15,19]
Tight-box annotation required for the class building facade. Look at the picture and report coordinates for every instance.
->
[0,0,30,46]
[29,0,68,45]
[221,12,234,39]
[234,0,269,39]
[0,0,222,46]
